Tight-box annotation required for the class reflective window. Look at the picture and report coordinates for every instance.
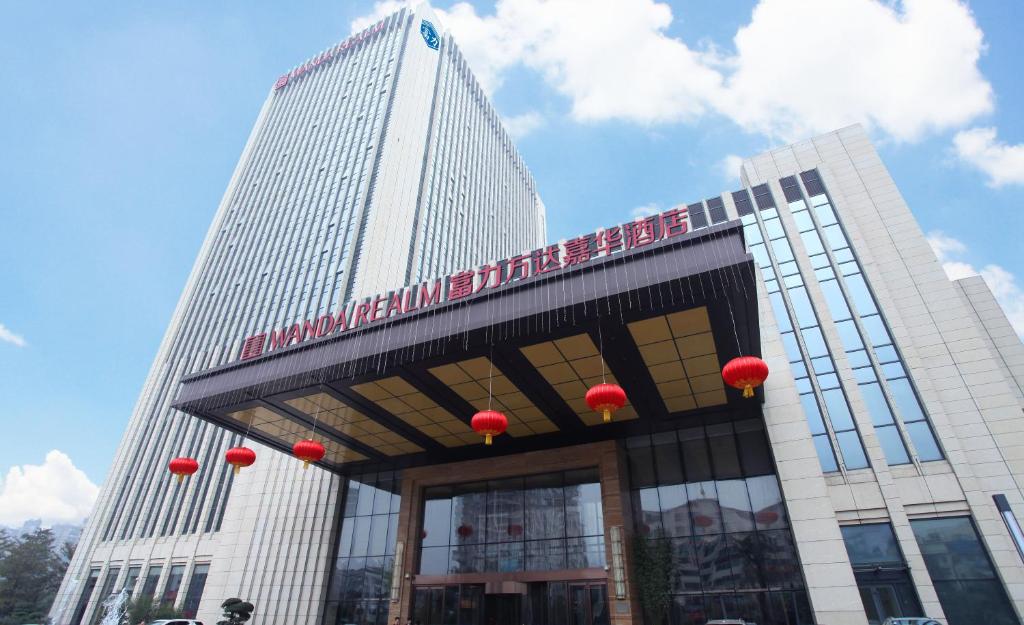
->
[160,564,185,606]
[89,567,120,625]
[327,472,401,624]
[70,568,100,625]
[181,563,209,618]
[627,424,813,625]
[911,517,1017,625]
[419,470,605,574]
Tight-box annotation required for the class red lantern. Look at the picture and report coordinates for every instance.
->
[457,524,474,538]
[507,524,523,537]
[293,439,325,469]
[693,515,714,528]
[585,383,627,423]
[755,510,779,525]
[471,410,507,445]
[168,457,199,484]
[722,356,769,398]
[225,446,256,474]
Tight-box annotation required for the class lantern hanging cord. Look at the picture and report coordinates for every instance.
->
[598,320,606,383]
[487,342,494,411]
[724,292,743,354]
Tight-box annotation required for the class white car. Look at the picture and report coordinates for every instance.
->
[147,620,205,625]
[882,619,941,625]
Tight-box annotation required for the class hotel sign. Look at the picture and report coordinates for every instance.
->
[238,206,691,361]
[274,19,386,92]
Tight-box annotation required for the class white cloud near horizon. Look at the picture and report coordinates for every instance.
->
[503,111,545,139]
[630,203,661,218]
[0,450,99,527]
[0,323,27,347]
[355,0,993,143]
[953,127,1024,187]
[718,154,743,183]
[928,231,1024,337]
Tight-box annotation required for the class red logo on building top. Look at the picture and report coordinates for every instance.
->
[273,74,289,90]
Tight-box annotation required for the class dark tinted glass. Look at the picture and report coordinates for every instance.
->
[753,184,776,210]
[732,190,754,216]
[707,197,727,223]
[688,202,708,228]
[841,523,903,566]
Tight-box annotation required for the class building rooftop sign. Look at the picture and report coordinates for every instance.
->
[273,19,386,91]
[238,205,693,361]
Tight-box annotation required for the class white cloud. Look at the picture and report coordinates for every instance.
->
[718,154,743,183]
[953,127,1024,187]
[503,111,545,139]
[0,323,27,348]
[0,451,99,527]
[630,203,661,219]
[356,0,993,143]
[928,231,1024,337]
[719,0,992,142]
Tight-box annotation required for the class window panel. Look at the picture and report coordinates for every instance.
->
[845,274,878,316]
[800,230,826,256]
[859,382,894,425]
[875,425,911,465]
[906,421,943,461]
[771,237,795,263]
[888,378,925,422]
[800,394,827,435]
[820,280,852,321]
[862,314,891,347]
[788,288,817,329]
[801,327,827,358]
[841,523,903,566]
[837,430,869,469]
[658,484,692,537]
[813,434,839,472]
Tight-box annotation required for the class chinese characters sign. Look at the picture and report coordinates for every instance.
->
[239,206,690,360]
[273,20,386,92]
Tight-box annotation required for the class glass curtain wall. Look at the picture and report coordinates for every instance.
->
[324,471,402,625]
[418,469,605,575]
[736,186,868,473]
[626,420,813,625]
[69,568,100,625]
[789,170,942,463]
[89,567,120,625]
[182,563,210,618]
[910,517,1017,625]
[840,523,922,624]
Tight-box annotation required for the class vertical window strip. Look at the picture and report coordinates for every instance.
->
[796,170,942,463]
[783,192,911,466]
[742,200,869,472]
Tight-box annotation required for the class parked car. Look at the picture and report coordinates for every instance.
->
[707,620,749,625]
[882,618,941,625]
[147,620,205,625]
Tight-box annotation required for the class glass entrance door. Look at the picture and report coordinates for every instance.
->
[484,594,521,625]
[569,584,608,625]
[857,582,920,625]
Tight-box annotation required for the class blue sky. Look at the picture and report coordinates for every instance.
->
[0,0,1021,525]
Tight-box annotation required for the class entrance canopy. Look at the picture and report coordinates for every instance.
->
[173,221,761,474]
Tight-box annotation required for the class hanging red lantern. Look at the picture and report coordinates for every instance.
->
[293,439,325,469]
[585,382,627,423]
[471,410,507,445]
[507,524,523,537]
[755,510,779,525]
[168,457,199,484]
[722,356,769,398]
[225,446,256,474]
[457,524,474,538]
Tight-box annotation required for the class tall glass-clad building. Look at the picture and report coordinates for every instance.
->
[53,14,1024,625]
[51,6,545,625]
